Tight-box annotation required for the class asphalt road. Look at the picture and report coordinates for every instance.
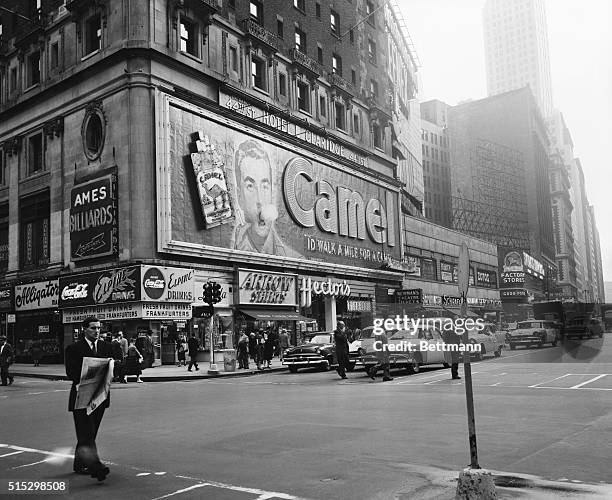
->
[1,335,612,499]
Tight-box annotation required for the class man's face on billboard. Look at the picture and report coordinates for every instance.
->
[239,155,275,237]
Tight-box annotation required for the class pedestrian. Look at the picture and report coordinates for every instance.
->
[111,333,126,383]
[64,316,112,481]
[0,336,15,386]
[176,335,187,367]
[124,338,144,383]
[237,332,249,369]
[145,331,155,368]
[279,328,290,362]
[248,333,258,364]
[442,327,462,380]
[333,321,350,379]
[31,341,43,367]
[263,329,275,369]
[187,333,200,371]
[255,329,265,370]
[367,329,393,382]
[118,331,128,358]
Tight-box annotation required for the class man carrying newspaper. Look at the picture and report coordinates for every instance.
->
[65,316,114,481]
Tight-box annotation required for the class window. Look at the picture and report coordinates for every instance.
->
[294,0,305,12]
[10,68,17,93]
[330,10,339,35]
[349,29,354,44]
[27,51,41,87]
[373,123,382,149]
[335,101,346,130]
[297,82,310,112]
[229,46,238,72]
[50,42,59,70]
[351,69,356,85]
[370,79,378,98]
[84,14,102,56]
[0,151,6,186]
[317,46,323,64]
[279,73,287,96]
[353,113,360,134]
[28,133,44,175]
[315,2,321,18]
[20,192,50,269]
[332,54,342,76]
[250,1,263,23]
[295,28,306,52]
[319,95,326,117]
[0,203,8,271]
[368,39,377,63]
[82,109,105,161]
[180,18,197,56]
[277,18,284,38]
[251,57,266,91]
[366,1,376,26]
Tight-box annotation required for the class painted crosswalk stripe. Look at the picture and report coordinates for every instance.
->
[11,459,49,469]
[570,374,607,389]
[528,373,571,388]
[150,483,209,499]
[0,451,24,458]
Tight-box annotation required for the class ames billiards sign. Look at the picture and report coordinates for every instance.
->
[70,172,118,261]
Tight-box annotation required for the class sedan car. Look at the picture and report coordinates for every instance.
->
[507,320,559,349]
[563,317,604,339]
[282,332,361,373]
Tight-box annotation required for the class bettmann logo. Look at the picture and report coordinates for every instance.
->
[143,267,166,300]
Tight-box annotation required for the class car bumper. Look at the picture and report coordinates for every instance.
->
[282,358,328,367]
[508,336,541,344]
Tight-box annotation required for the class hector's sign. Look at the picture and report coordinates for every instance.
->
[299,277,351,308]
[70,173,118,261]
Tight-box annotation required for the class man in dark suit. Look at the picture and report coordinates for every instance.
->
[442,327,462,380]
[187,333,200,371]
[334,321,350,379]
[65,316,113,481]
[0,336,15,386]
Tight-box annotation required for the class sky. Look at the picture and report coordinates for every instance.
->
[399,0,612,284]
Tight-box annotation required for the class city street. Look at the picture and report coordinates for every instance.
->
[2,336,612,499]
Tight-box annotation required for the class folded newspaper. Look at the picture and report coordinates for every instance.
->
[75,357,114,415]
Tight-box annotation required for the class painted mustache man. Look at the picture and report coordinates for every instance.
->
[231,140,301,258]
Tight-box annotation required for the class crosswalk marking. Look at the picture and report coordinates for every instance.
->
[528,373,572,388]
[569,374,608,389]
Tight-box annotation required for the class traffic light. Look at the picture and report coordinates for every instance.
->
[202,282,213,305]
[211,282,223,304]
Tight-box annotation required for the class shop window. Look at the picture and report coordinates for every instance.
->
[27,133,44,176]
[297,81,310,113]
[19,191,50,269]
[335,101,346,131]
[251,56,266,91]
[250,1,263,24]
[332,53,342,76]
[84,13,102,56]
[295,28,306,52]
[27,51,40,88]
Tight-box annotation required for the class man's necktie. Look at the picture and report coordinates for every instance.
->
[93,341,97,355]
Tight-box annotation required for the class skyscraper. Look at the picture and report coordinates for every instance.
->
[483,0,553,117]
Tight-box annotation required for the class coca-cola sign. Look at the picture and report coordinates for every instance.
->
[59,266,142,308]
[15,280,60,311]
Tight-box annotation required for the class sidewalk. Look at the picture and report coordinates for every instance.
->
[10,358,287,382]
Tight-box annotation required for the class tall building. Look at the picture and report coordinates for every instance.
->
[483,0,553,117]
[420,100,451,228]
[448,88,556,283]
[0,0,435,360]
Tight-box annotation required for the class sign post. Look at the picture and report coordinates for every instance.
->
[458,242,480,469]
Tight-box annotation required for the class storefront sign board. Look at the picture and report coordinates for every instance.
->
[238,269,297,306]
[141,266,195,303]
[15,280,59,311]
[59,266,141,308]
[62,302,193,323]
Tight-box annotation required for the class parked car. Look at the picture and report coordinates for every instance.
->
[464,323,504,360]
[507,320,560,349]
[563,317,604,339]
[358,326,427,374]
[282,332,361,373]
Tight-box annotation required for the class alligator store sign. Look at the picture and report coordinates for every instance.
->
[59,266,141,308]
[15,280,59,311]
[70,172,118,261]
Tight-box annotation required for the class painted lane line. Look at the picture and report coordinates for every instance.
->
[0,444,73,459]
[150,483,209,499]
[0,451,25,458]
[528,373,572,388]
[11,459,49,469]
[570,374,607,389]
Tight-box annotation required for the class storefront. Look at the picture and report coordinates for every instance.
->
[59,265,195,364]
[14,279,62,362]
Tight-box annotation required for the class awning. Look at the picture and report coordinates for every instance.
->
[238,309,311,321]
[443,307,481,319]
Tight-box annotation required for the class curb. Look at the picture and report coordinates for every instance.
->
[10,366,288,383]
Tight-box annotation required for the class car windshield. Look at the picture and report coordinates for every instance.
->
[518,321,542,329]
[309,334,332,344]
[358,328,375,340]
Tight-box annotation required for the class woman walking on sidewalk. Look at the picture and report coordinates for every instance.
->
[124,338,143,383]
